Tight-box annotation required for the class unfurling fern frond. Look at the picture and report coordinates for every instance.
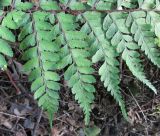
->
[80,11,128,120]
[19,11,60,127]
[55,12,96,125]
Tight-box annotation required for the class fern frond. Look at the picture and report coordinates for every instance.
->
[87,0,116,10]
[126,11,160,67]
[103,12,157,93]
[40,0,60,10]
[60,0,86,10]
[122,47,157,94]
[55,12,96,125]
[139,0,156,9]
[117,0,138,9]
[1,0,12,8]
[19,11,60,127]
[0,9,29,69]
[2,10,29,29]
[103,12,129,46]
[15,1,34,10]
[146,11,160,38]
[77,12,103,55]
[0,11,19,69]
[80,11,128,119]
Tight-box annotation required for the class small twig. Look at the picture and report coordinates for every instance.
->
[128,88,147,122]
[6,69,21,95]
[0,127,15,133]
[0,111,25,119]
[32,109,43,136]
[11,62,28,94]
[17,124,28,136]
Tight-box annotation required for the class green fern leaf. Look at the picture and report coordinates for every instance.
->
[117,0,138,9]
[146,11,160,38]
[40,0,60,10]
[122,48,157,94]
[19,11,60,127]
[55,12,96,125]
[1,0,12,8]
[15,1,34,10]
[2,10,29,29]
[139,0,156,9]
[103,12,157,93]
[0,11,17,69]
[126,11,160,67]
[81,11,128,120]
[87,0,116,10]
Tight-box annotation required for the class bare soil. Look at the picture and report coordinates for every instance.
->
[0,61,160,136]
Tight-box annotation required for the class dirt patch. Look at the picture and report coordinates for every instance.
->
[0,64,160,136]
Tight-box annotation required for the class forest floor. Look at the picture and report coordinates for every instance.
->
[1,0,160,136]
[0,61,160,136]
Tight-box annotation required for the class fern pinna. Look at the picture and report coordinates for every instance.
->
[0,11,14,69]
[0,0,160,126]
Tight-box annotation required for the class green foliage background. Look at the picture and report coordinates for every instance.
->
[0,0,160,126]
